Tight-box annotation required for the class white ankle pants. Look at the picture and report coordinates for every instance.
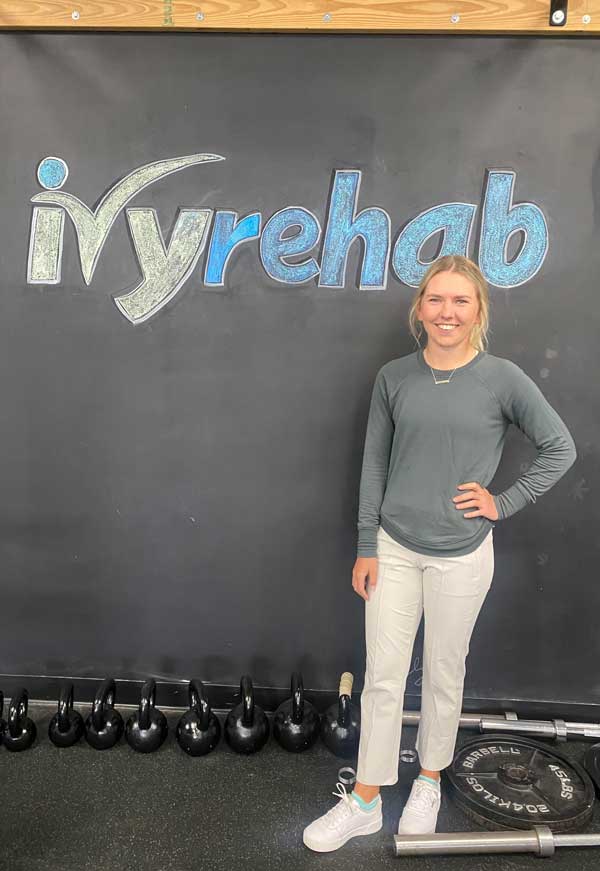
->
[356,525,495,785]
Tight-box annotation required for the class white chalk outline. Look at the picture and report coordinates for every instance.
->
[114,206,211,325]
[27,206,65,284]
[30,153,224,286]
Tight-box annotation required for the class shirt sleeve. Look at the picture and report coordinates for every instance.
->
[493,362,577,521]
[357,367,395,557]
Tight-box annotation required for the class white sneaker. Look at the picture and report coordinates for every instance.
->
[303,782,383,852]
[397,778,441,835]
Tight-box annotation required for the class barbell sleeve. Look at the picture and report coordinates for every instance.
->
[393,826,600,857]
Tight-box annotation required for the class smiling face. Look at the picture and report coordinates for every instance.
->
[416,269,481,352]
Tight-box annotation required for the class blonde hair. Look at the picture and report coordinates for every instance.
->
[407,255,490,353]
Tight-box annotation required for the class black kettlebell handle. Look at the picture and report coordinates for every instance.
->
[57,683,75,734]
[8,687,28,739]
[291,672,305,724]
[339,693,351,727]
[92,678,116,732]
[139,679,156,731]
[188,680,210,731]
[241,675,254,728]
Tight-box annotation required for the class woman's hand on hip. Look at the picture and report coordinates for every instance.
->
[352,557,379,601]
[453,482,500,521]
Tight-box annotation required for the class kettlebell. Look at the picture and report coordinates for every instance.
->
[224,675,270,754]
[84,678,124,750]
[48,682,85,748]
[321,672,360,758]
[176,679,221,757]
[0,691,5,746]
[273,672,320,752]
[125,679,168,753]
[3,687,37,752]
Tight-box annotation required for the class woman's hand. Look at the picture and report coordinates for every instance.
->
[352,557,379,601]
[352,484,497,603]
[453,482,499,521]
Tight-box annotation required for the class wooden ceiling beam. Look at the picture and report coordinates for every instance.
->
[0,1,598,34]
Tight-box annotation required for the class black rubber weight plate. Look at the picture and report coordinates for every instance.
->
[444,734,595,833]
[584,743,600,796]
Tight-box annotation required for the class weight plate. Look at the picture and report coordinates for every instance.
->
[444,734,595,833]
[584,743,600,796]
[400,749,418,764]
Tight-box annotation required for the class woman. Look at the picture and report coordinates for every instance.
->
[303,255,577,853]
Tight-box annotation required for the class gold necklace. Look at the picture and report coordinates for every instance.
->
[424,349,478,385]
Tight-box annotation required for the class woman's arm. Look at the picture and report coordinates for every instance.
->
[357,367,395,556]
[493,361,577,520]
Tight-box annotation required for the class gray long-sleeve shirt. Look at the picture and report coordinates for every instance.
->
[357,348,577,558]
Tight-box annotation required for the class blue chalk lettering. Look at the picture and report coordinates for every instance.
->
[391,203,476,287]
[204,211,261,286]
[259,207,321,284]
[320,171,390,289]
[479,171,548,287]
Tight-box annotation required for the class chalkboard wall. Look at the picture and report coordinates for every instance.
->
[0,32,597,709]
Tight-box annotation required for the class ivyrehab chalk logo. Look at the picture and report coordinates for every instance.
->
[27,153,548,325]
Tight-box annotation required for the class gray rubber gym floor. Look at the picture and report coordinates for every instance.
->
[0,702,598,871]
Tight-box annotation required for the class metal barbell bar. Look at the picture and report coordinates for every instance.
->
[401,710,600,741]
[393,825,600,857]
